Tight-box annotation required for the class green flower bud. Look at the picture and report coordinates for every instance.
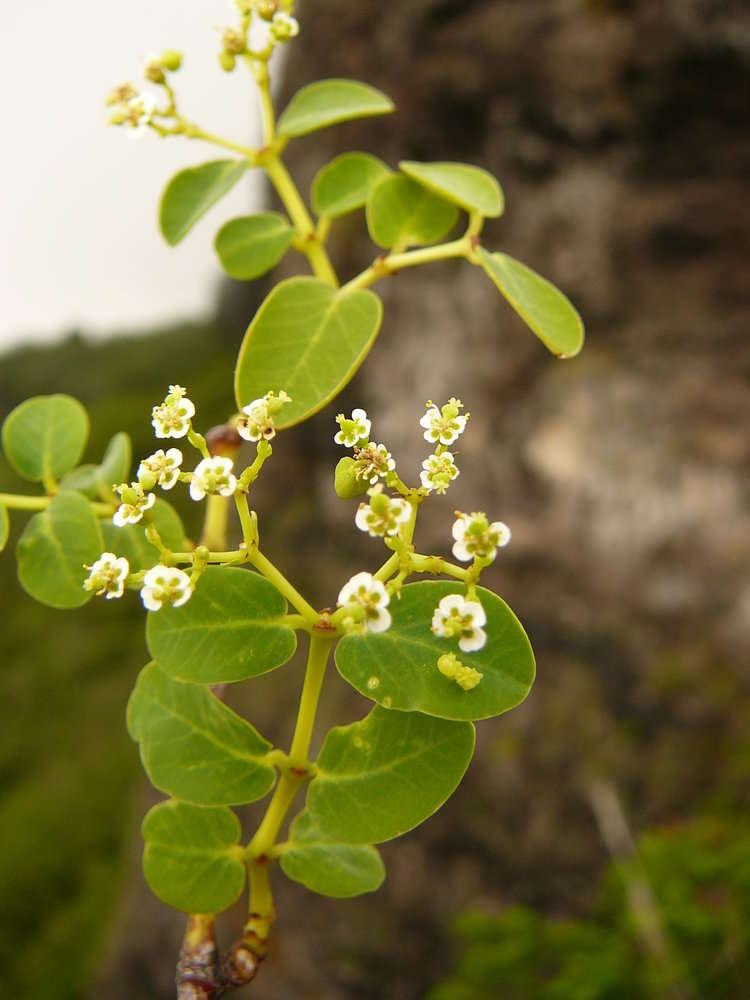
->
[219,50,237,72]
[335,457,369,500]
[161,49,183,72]
[222,28,246,54]
[257,0,278,19]
[137,468,158,491]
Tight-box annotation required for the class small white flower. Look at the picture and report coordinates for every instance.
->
[83,552,130,600]
[124,91,159,138]
[355,485,411,538]
[247,11,274,54]
[113,482,156,526]
[271,11,300,41]
[189,456,238,501]
[452,512,511,562]
[355,442,396,486]
[237,390,292,442]
[420,451,459,494]
[334,408,371,448]
[152,387,196,439]
[137,448,183,491]
[419,398,468,446]
[337,571,391,634]
[140,565,192,611]
[431,593,487,652]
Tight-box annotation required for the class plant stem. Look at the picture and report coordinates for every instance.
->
[342,236,473,293]
[181,122,258,160]
[264,156,338,286]
[248,546,319,623]
[200,494,231,551]
[0,492,113,516]
[248,632,334,858]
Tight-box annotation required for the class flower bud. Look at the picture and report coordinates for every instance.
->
[257,0,278,19]
[137,468,159,491]
[219,50,237,72]
[334,457,369,499]
[161,49,183,72]
[222,28,246,54]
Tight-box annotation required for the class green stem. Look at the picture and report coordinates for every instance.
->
[410,553,469,581]
[200,494,231,552]
[264,156,338,286]
[247,546,319,624]
[342,236,473,293]
[0,493,113,516]
[289,632,333,764]
[180,122,258,160]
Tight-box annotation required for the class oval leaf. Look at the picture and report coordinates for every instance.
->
[366,175,458,249]
[400,160,504,218]
[234,277,382,428]
[336,582,535,722]
[0,503,8,553]
[2,394,89,483]
[16,491,103,608]
[312,153,391,219]
[102,498,187,573]
[146,565,297,684]
[142,800,245,914]
[307,706,475,844]
[159,159,249,246]
[127,662,276,806]
[215,212,295,280]
[280,812,385,898]
[60,432,132,499]
[278,79,394,138]
[478,248,585,358]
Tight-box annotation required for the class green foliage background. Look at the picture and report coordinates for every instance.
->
[0,325,237,997]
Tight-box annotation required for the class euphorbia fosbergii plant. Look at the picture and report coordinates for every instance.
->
[0,2,584,995]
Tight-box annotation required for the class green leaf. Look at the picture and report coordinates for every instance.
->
[234,277,382,429]
[142,800,246,914]
[127,663,276,806]
[101,498,186,572]
[2,394,89,483]
[16,491,103,608]
[214,212,295,280]
[400,160,504,218]
[312,153,391,219]
[277,79,394,138]
[336,582,535,722]
[0,503,8,553]
[159,160,249,246]
[146,566,297,684]
[478,248,585,358]
[307,706,475,844]
[366,175,459,249]
[280,812,385,898]
[60,432,131,499]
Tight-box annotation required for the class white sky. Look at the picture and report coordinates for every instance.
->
[0,2,269,348]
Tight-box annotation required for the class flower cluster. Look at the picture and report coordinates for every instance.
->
[451,512,511,562]
[106,87,159,137]
[152,386,196,439]
[237,390,292,442]
[137,448,183,491]
[189,456,237,501]
[334,408,371,448]
[436,652,483,691]
[420,398,468,446]
[355,486,411,538]
[83,553,130,600]
[113,482,156,526]
[221,3,299,68]
[431,593,487,652]
[337,572,391,634]
[420,450,459,494]
[140,565,192,612]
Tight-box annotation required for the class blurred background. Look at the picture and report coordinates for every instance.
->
[1,0,749,997]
